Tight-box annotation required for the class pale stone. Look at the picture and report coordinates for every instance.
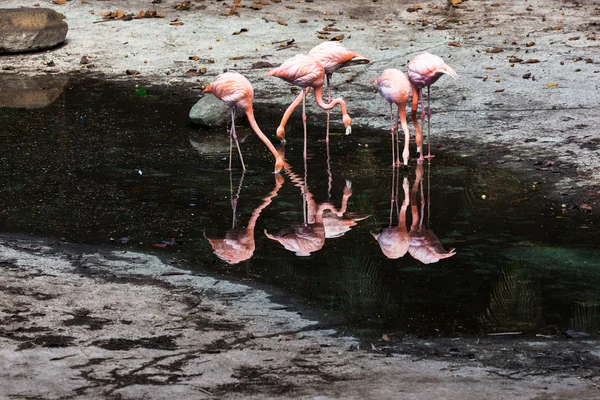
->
[0,8,68,53]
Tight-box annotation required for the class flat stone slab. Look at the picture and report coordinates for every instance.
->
[0,8,68,53]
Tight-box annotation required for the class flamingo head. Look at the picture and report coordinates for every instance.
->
[274,157,286,174]
[343,114,352,135]
[203,83,213,94]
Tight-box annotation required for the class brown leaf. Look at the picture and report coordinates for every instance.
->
[126,70,139,75]
[546,83,558,87]
[170,21,184,26]
[251,4,263,10]
[185,69,200,77]
[252,61,274,69]
[286,5,295,8]
[317,35,328,40]
[229,56,245,60]
[53,0,66,4]
[586,58,593,63]
[135,10,145,19]
[80,56,89,65]
[509,56,523,63]
[448,41,461,47]
[495,89,505,92]
[117,10,125,19]
[299,19,308,23]
[155,13,167,18]
[323,27,340,32]
[491,2,500,6]
[485,67,496,70]
[568,36,580,41]
[189,55,200,61]
[524,59,540,63]
[277,19,288,26]
[232,28,249,35]
[435,23,447,30]
[526,42,535,47]
[552,26,562,30]
[485,47,503,53]
[331,34,345,41]
[449,0,463,5]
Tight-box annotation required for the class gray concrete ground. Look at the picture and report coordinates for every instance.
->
[1,0,600,399]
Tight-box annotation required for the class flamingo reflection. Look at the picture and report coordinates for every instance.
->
[265,158,369,256]
[205,172,284,264]
[373,162,456,264]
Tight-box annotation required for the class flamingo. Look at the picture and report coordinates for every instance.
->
[275,42,370,143]
[373,69,412,166]
[205,172,284,264]
[204,71,285,173]
[407,52,457,160]
[408,161,456,264]
[265,54,353,162]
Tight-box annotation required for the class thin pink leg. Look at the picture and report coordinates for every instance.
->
[326,74,331,143]
[389,102,395,167]
[302,88,307,163]
[230,109,246,171]
[411,85,423,160]
[395,105,401,165]
[424,86,435,159]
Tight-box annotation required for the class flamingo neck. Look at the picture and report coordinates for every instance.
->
[314,86,347,115]
[245,106,283,162]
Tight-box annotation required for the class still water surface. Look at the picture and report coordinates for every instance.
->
[1,76,599,338]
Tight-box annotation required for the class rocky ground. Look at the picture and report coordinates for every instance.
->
[1,0,600,398]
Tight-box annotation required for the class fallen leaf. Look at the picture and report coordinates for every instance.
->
[170,21,184,26]
[232,28,249,35]
[509,56,523,63]
[524,59,540,63]
[229,56,245,60]
[586,58,593,63]
[299,19,308,23]
[252,61,274,69]
[126,70,139,75]
[189,55,199,61]
[277,19,288,26]
[485,47,503,53]
[317,35,328,40]
[491,3,500,6]
[546,83,558,86]
[331,34,345,41]
[522,72,531,79]
[552,26,562,30]
[53,0,66,4]
[80,56,89,65]
[448,41,461,47]
[323,27,340,32]
[495,89,505,92]
[251,3,263,10]
[485,67,496,70]
[526,42,535,47]
[286,5,295,8]
[449,0,463,5]
[568,36,580,41]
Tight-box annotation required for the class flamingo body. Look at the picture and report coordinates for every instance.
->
[204,72,285,173]
[407,52,457,160]
[308,41,370,75]
[373,69,412,166]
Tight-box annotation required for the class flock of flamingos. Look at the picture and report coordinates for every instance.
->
[203,41,458,265]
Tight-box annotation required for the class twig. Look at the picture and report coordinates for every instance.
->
[487,332,522,336]
[197,387,214,396]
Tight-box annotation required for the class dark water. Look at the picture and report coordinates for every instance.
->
[1,75,599,338]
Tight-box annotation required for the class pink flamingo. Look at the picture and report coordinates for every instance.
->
[373,69,412,166]
[275,42,370,142]
[265,54,353,161]
[204,71,285,173]
[407,52,457,160]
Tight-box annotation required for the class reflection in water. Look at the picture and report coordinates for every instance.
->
[265,157,369,257]
[0,75,68,109]
[480,260,543,332]
[570,302,600,334]
[373,161,456,264]
[205,172,283,264]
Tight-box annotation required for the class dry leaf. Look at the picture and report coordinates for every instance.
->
[252,61,274,69]
[509,56,523,63]
[586,58,593,63]
[323,27,340,32]
[525,59,540,63]
[189,55,200,61]
[126,70,139,75]
[232,28,249,35]
[286,5,295,8]
[485,67,496,70]
[448,41,461,47]
[491,2,500,6]
[317,35,328,39]
[170,21,184,26]
[546,83,558,86]
[449,0,462,5]
[229,56,245,60]
[299,19,308,23]
[495,89,505,92]
[251,3,263,10]
[331,34,345,41]
[526,42,535,47]
[552,26,562,30]
[568,36,580,41]
[277,19,288,26]
[53,0,66,4]
[485,47,503,53]
[413,3,422,9]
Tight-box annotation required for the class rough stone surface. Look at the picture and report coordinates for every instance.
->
[189,94,238,129]
[0,8,68,53]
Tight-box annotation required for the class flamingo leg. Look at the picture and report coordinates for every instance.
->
[230,109,246,171]
[302,88,307,164]
[390,163,396,226]
[389,102,395,168]
[424,86,435,159]
[395,105,402,166]
[228,115,233,171]
[326,73,331,143]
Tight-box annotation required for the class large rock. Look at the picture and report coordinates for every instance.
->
[189,94,239,129]
[0,8,68,53]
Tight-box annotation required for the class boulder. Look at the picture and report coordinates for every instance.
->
[0,8,68,53]
[189,95,239,129]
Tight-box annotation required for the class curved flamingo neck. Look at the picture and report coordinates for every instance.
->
[244,105,283,163]
[313,86,348,115]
